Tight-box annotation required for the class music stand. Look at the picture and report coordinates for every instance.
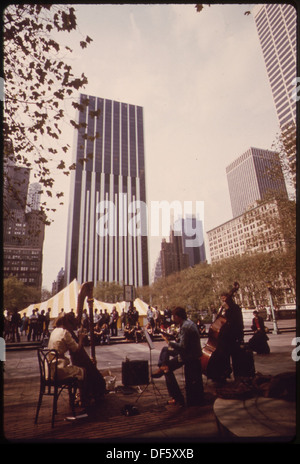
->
[134,328,164,407]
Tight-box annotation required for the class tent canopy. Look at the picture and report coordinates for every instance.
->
[20,279,150,319]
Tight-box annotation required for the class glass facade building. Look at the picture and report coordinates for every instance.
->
[253,3,296,130]
[65,94,149,287]
[226,147,288,218]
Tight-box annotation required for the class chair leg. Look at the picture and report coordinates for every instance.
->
[34,389,43,424]
[52,387,58,427]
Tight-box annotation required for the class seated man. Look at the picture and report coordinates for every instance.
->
[124,323,135,342]
[248,310,270,354]
[94,322,110,345]
[152,307,203,406]
[133,322,143,343]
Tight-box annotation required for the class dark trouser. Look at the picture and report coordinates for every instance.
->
[157,346,184,404]
[157,347,204,405]
[165,356,185,404]
[110,323,118,336]
[11,323,20,342]
[184,359,204,406]
[208,323,242,381]
[28,323,37,341]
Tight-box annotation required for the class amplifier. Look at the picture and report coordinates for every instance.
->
[122,360,149,386]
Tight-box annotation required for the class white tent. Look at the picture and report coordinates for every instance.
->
[20,279,81,319]
[20,279,149,321]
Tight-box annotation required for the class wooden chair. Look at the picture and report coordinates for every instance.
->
[35,348,78,427]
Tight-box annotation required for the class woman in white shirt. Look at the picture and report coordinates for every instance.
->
[48,313,87,405]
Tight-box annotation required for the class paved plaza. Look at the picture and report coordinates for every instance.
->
[1,319,298,445]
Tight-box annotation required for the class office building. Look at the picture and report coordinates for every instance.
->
[253,3,296,130]
[226,147,288,218]
[176,216,206,266]
[65,94,149,287]
[152,253,162,282]
[207,199,287,263]
[52,267,65,295]
[160,232,189,279]
[160,217,206,278]
[26,182,42,212]
[3,162,45,289]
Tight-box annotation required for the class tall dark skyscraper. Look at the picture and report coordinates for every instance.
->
[226,147,288,218]
[65,94,149,287]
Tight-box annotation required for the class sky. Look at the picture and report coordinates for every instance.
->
[41,3,281,291]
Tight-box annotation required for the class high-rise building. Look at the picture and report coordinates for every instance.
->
[26,182,42,212]
[4,161,30,213]
[52,267,65,295]
[160,231,189,279]
[175,216,206,266]
[160,216,206,279]
[3,162,45,289]
[152,253,162,282]
[253,3,296,130]
[65,94,149,287]
[226,147,288,218]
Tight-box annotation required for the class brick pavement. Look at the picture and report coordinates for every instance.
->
[2,319,297,443]
[2,366,218,442]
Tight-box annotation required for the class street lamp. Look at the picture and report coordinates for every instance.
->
[266,282,279,335]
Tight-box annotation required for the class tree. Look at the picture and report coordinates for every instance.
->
[3,276,41,311]
[195,4,251,16]
[94,281,124,303]
[144,248,296,314]
[4,4,93,223]
[271,122,296,197]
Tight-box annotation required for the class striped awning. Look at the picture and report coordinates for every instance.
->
[19,279,149,319]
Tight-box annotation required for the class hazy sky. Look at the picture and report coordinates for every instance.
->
[41,3,280,291]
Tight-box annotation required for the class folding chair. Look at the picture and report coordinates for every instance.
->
[35,348,78,427]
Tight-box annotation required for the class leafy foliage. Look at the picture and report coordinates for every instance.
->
[271,122,296,196]
[94,281,124,304]
[138,250,296,312]
[3,276,42,311]
[4,4,93,222]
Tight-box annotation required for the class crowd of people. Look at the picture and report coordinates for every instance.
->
[3,300,270,360]
[3,303,209,346]
[3,308,51,343]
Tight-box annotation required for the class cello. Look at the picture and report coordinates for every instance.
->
[200,282,240,377]
[70,281,106,401]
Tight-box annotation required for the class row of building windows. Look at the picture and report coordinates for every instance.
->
[210,241,284,262]
[78,95,144,179]
[208,202,284,262]
[4,266,40,272]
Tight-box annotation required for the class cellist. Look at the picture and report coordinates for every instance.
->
[211,287,244,383]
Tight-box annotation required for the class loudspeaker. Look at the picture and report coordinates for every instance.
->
[122,360,149,386]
